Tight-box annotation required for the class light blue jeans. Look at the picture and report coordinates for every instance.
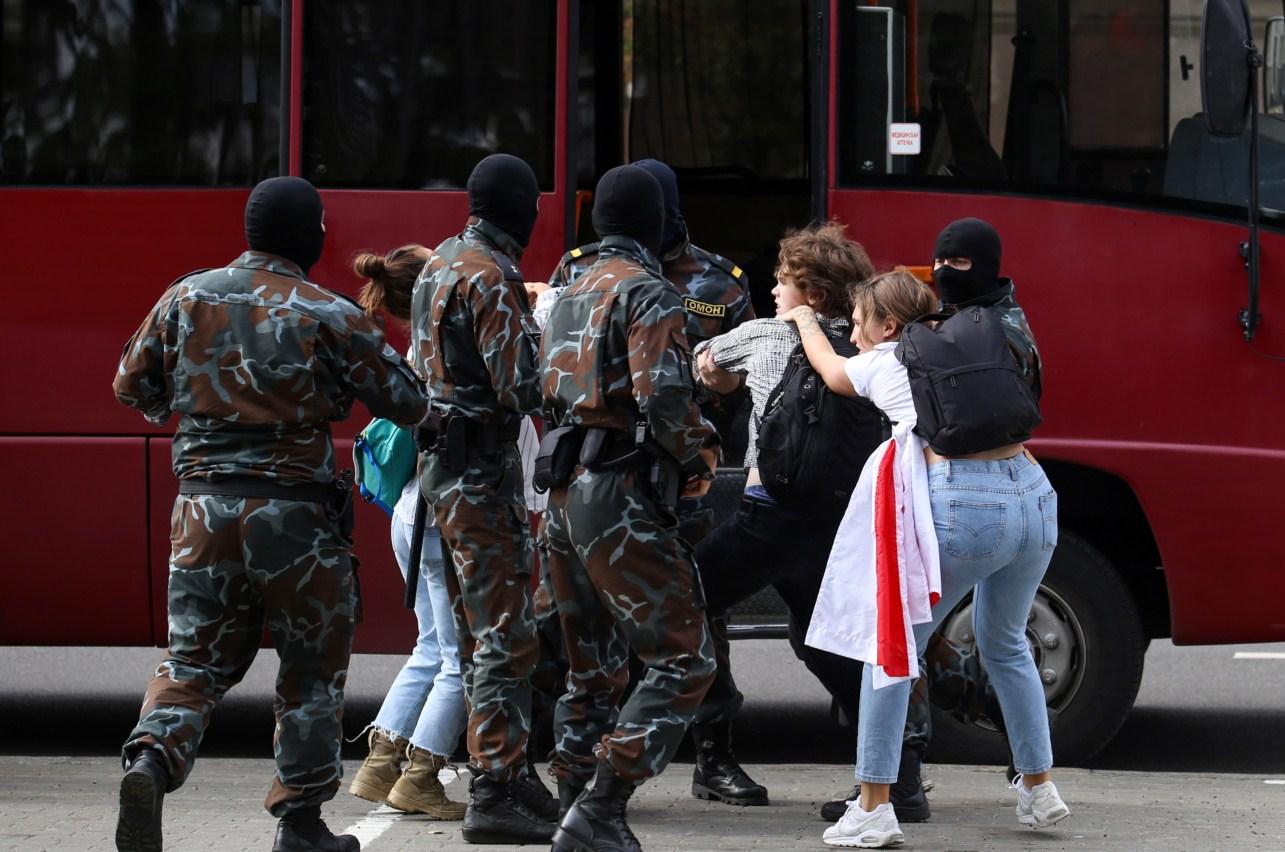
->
[856,453,1058,782]
[371,515,468,757]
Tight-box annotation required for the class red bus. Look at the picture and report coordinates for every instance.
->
[3,1,1283,766]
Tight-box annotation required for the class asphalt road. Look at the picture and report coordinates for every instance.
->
[4,638,1285,774]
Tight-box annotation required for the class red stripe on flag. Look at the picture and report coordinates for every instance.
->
[874,443,909,677]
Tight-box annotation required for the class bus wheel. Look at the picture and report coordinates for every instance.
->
[926,531,1146,767]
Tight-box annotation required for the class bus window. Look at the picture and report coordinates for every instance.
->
[834,0,1285,215]
[576,0,812,316]
[621,0,808,183]
[302,2,556,190]
[1,0,280,186]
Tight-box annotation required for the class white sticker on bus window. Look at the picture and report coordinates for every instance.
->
[889,123,921,155]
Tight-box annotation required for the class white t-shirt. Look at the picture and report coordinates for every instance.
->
[842,342,918,425]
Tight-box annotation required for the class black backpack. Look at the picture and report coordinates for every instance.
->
[757,329,888,514]
[896,305,1042,455]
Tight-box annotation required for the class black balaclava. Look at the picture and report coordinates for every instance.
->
[467,153,540,247]
[244,176,325,273]
[591,165,664,257]
[932,217,1003,304]
[631,158,686,254]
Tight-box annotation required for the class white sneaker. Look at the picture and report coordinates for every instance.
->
[822,799,904,848]
[1014,777,1070,828]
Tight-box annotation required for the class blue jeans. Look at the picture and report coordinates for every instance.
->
[371,516,468,757]
[855,453,1057,782]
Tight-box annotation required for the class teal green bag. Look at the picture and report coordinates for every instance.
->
[353,418,417,516]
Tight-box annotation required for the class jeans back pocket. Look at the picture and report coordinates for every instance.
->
[1039,490,1059,552]
[945,499,1008,561]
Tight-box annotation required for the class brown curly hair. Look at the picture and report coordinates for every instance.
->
[775,221,875,317]
[352,244,429,323]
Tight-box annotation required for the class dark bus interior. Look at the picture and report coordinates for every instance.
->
[572,0,818,317]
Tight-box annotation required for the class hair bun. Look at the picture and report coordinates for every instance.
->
[353,252,386,280]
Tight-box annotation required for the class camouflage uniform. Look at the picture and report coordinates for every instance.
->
[540,235,719,783]
[411,217,544,783]
[550,239,754,536]
[547,238,754,349]
[114,251,426,815]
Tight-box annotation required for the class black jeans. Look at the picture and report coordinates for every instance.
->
[692,493,862,725]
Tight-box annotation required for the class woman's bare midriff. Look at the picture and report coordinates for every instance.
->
[922,443,1031,465]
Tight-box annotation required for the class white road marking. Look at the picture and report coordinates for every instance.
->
[340,768,463,847]
[1233,652,1285,660]
[1264,780,1285,785]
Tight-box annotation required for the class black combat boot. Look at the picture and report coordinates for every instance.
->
[889,746,931,822]
[551,761,641,852]
[270,806,359,852]
[460,769,556,845]
[820,747,931,824]
[557,768,592,819]
[690,722,769,806]
[512,765,560,822]
[116,749,169,852]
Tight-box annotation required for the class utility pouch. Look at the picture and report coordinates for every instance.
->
[578,427,611,467]
[649,456,682,510]
[533,426,584,493]
[440,416,469,473]
[414,408,447,453]
[328,469,356,541]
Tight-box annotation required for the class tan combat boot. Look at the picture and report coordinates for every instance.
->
[348,730,406,804]
[385,746,466,819]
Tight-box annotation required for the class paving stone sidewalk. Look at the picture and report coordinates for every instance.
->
[2,757,1282,851]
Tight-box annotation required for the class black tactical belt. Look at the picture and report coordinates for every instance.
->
[178,476,337,504]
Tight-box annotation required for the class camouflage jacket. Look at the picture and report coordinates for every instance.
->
[412,218,543,425]
[547,238,754,347]
[946,278,1043,399]
[113,251,427,484]
[540,235,717,472]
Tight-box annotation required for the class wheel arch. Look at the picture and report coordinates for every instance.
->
[1040,459,1170,640]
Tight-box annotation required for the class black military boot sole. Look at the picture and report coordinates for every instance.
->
[691,779,769,806]
[461,825,555,845]
[115,769,163,852]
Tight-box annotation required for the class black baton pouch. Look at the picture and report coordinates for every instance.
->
[533,426,584,492]
[579,427,610,467]
[442,417,469,473]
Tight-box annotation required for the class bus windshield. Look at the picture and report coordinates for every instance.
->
[835,0,1285,217]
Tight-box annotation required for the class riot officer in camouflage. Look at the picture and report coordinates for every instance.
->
[409,154,557,844]
[113,177,427,852]
[546,159,754,350]
[540,165,720,852]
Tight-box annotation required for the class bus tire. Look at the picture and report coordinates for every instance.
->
[926,531,1146,767]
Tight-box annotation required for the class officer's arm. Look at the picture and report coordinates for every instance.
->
[626,283,718,470]
[331,309,429,426]
[473,273,544,417]
[113,284,181,424]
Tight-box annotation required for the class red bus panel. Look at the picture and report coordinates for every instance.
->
[830,188,1285,644]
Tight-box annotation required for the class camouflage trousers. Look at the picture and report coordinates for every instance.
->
[421,445,538,783]
[121,494,358,816]
[544,467,717,784]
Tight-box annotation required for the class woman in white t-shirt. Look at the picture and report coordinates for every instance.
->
[782,267,935,421]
